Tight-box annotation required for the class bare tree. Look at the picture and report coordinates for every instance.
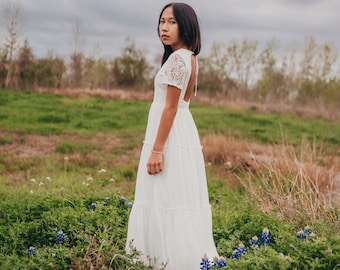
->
[227,39,258,88]
[68,17,86,88]
[71,17,85,54]
[1,1,24,88]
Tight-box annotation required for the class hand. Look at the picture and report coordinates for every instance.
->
[147,152,163,175]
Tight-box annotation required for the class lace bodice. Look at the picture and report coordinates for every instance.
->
[153,48,196,104]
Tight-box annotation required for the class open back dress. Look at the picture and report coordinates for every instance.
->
[126,48,219,269]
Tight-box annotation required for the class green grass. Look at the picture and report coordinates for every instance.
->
[1,89,340,147]
[191,104,340,146]
[0,89,149,136]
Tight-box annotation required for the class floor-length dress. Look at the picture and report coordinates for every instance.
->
[126,48,218,269]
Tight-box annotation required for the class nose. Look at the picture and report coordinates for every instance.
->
[160,22,168,32]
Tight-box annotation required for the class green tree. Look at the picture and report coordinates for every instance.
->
[255,39,291,102]
[112,38,151,89]
[297,37,339,105]
[83,44,110,89]
[17,39,35,89]
[199,42,232,95]
[34,52,65,89]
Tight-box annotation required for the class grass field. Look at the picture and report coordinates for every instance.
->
[1,89,340,145]
[0,89,339,269]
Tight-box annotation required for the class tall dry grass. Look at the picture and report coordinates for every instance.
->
[202,132,339,226]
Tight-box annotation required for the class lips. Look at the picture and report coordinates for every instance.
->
[161,35,170,39]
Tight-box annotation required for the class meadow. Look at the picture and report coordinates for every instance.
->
[0,89,339,269]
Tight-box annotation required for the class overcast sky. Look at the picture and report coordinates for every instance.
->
[1,0,339,62]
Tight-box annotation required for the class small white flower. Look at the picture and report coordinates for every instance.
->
[39,182,44,187]
[86,183,89,187]
[82,181,86,186]
[87,177,93,181]
[29,190,34,194]
[30,178,36,183]
[98,169,106,173]
[64,156,69,161]
[109,178,115,183]
[46,176,51,181]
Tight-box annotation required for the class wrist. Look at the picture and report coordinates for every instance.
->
[151,150,163,155]
[152,145,163,153]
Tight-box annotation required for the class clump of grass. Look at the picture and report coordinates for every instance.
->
[202,132,249,165]
[238,136,338,226]
[201,132,269,169]
[0,136,13,145]
[202,132,338,226]
[56,141,95,155]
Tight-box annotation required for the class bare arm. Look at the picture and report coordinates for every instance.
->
[147,85,181,175]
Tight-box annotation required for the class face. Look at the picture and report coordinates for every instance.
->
[159,6,184,51]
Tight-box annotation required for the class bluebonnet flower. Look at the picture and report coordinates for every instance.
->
[211,257,227,268]
[119,197,126,205]
[216,257,227,267]
[200,254,211,270]
[250,236,260,248]
[237,243,247,255]
[105,197,110,201]
[296,230,306,239]
[127,202,133,209]
[202,256,227,269]
[89,203,96,210]
[304,226,312,234]
[56,230,65,245]
[261,228,270,245]
[232,249,241,259]
[27,246,35,255]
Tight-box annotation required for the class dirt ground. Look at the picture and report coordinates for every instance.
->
[1,129,339,207]
[0,131,120,159]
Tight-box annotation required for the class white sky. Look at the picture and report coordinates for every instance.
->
[1,0,339,62]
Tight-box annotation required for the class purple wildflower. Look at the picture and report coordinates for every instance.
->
[296,230,306,239]
[200,255,211,270]
[304,226,312,234]
[119,197,126,205]
[89,203,96,210]
[261,228,270,245]
[217,257,227,267]
[237,243,247,255]
[232,249,241,259]
[56,230,65,244]
[27,246,35,255]
[250,236,260,248]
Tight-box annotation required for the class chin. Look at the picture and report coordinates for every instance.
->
[162,42,172,46]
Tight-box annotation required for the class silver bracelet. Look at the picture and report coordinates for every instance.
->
[151,150,163,155]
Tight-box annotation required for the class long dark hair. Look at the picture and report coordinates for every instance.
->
[158,2,201,65]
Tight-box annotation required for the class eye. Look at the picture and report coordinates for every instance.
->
[170,20,177,24]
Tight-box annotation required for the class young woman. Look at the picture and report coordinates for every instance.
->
[126,3,219,269]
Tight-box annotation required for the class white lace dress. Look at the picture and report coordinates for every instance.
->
[126,48,219,269]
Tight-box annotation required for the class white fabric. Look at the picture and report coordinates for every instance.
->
[126,48,218,270]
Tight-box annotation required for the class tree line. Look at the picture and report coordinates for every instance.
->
[1,2,339,111]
